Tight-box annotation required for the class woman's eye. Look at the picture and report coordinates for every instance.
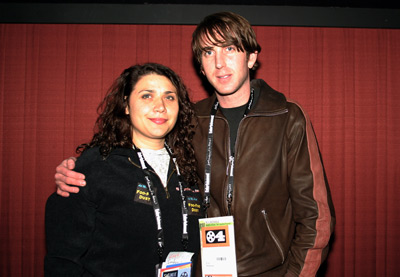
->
[166,95,176,101]
[142,94,151,99]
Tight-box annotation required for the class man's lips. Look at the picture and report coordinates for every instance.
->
[217,74,231,79]
[149,118,167,124]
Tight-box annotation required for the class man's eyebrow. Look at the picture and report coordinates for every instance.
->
[201,46,214,51]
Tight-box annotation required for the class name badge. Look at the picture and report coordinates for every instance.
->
[157,251,194,277]
[199,216,237,277]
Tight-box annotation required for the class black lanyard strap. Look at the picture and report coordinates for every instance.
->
[164,144,189,245]
[202,88,254,216]
[133,143,189,261]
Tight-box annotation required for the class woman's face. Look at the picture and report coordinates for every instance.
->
[125,74,179,150]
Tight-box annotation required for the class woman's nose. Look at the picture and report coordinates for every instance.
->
[154,98,166,113]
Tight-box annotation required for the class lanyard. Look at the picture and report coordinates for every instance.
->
[133,143,189,261]
[203,88,254,216]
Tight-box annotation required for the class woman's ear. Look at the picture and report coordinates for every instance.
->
[124,96,129,115]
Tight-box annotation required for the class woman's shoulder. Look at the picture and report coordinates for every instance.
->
[78,146,136,162]
[74,147,139,196]
[75,147,104,168]
[76,147,131,171]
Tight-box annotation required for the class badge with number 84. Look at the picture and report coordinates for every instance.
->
[206,230,226,243]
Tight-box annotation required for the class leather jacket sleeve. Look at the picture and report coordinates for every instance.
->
[285,101,335,276]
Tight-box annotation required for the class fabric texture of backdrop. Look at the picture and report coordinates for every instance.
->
[0,24,399,276]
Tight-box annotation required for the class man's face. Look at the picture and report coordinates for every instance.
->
[200,36,257,101]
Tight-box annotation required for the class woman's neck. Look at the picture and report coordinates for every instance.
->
[132,136,165,150]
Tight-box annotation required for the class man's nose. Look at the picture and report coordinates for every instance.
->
[215,52,225,69]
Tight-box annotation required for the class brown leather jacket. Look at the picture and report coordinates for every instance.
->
[193,79,335,276]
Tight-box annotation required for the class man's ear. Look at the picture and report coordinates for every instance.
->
[200,66,205,75]
[248,51,258,69]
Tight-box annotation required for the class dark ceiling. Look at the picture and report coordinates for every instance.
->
[1,0,399,9]
[1,0,399,28]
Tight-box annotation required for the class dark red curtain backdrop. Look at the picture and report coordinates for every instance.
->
[1,24,399,276]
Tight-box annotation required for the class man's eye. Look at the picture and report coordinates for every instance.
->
[203,50,213,56]
[226,46,235,52]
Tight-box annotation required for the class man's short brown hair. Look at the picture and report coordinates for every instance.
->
[191,11,261,70]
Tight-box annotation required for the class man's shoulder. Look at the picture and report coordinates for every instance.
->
[251,79,288,112]
[251,79,285,98]
[194,95,215,116]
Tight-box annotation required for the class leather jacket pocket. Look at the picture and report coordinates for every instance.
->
[261,209,285,264]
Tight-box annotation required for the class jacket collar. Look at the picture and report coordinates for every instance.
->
[195,79,287,117]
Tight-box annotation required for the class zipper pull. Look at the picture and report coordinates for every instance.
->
[226,155,235,177]
[164,187,170,199]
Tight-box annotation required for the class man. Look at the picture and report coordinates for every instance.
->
[55,12,335,276]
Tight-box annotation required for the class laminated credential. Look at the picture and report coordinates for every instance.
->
[199,216,237,277]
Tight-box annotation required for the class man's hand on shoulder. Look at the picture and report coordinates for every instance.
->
[55,157,86,197]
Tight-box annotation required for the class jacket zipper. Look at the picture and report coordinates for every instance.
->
[219,116,232,216]
[261,209,285,263]
[164,169,177,199]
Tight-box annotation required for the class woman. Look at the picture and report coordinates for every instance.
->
[44,63,203,276]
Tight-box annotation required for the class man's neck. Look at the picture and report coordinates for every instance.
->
[216,88,251,108]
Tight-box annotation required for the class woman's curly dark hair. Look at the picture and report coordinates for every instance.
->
[77,63,198,187]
